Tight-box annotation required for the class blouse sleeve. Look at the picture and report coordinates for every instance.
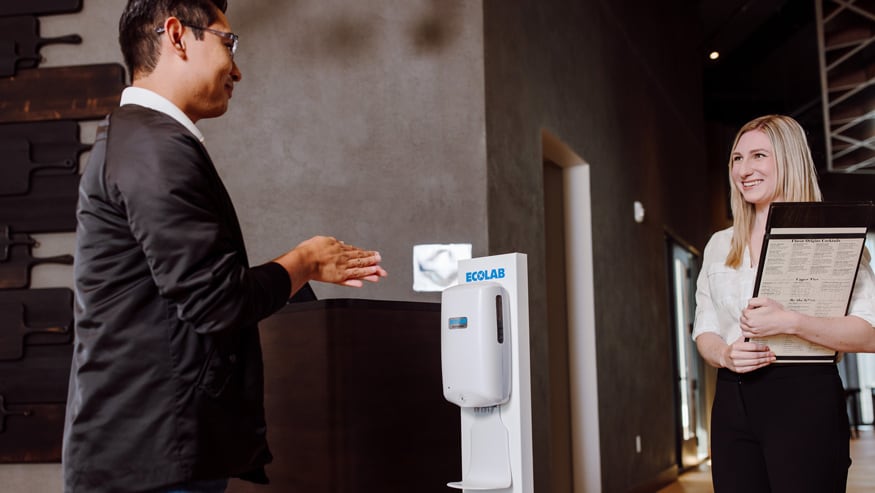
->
[692,234,722,342]
[848,250,875,327]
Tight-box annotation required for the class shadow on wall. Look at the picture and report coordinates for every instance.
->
[233,0,463,61]
[409,0,463,54]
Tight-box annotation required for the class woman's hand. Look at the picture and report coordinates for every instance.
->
[740,296,875,353]
[720,336,776,373]
[740,297,799,339]
[695,332,774,372]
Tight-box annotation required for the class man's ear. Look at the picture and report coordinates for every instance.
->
[161,17,186,54]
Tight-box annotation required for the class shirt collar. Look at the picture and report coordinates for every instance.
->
[119,86,205,143]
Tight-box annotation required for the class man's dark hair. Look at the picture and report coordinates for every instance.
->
[119,0,228,79]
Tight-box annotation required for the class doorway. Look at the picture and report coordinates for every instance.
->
[542,130,601,493]
[666,235,709,469]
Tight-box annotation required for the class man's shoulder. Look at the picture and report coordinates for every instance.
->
[100,105,207,186]
[110,104,187,135]
[105,105,201,158]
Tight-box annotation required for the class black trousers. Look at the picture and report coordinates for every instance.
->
[711,364,851,493]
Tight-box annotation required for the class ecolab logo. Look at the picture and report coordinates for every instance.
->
[464,268,506,283]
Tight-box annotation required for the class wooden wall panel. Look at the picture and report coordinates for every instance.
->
[0,0,82,17]
[0,174,79,233]
[0,400,66,462]
[0,16,82,73]
[0,64,124,123]
[0,288,73,363]
[0,0,104,467]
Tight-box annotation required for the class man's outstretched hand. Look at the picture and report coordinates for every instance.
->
[274,236,388,296]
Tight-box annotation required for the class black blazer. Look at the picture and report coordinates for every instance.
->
[63,104,291,492]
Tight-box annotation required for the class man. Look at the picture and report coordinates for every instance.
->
[62,1,387,492]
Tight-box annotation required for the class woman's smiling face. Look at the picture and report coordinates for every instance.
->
[730,129,781,209]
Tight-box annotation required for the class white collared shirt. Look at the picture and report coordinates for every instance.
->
[119,86,205,143]
[693,226,875,343]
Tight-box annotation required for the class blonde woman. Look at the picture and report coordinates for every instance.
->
[693,115,875,492]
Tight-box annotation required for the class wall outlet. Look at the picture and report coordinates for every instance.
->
[635,435,642,454]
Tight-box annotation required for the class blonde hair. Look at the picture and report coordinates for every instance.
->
[726,115,823,268]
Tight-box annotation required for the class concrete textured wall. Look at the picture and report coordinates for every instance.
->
[205,1,489,303]
[33,0,490,302]
[0,0,486,490]
[482,0,714,491]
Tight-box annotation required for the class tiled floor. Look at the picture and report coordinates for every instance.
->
[657,427,875,493]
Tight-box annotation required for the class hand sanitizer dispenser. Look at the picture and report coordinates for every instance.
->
[440,254,533,493]
[441,281,511,408]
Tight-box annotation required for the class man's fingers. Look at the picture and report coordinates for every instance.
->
[341,250,385,269]
[336,264,388,285]
[346,265,381,278]
[360,267,388,281]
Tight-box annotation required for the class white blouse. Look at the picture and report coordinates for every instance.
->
[693,227,875,343]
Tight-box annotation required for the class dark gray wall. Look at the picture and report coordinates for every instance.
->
[482,1,715,491]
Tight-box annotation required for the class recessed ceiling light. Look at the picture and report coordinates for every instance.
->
[708,51,720,60]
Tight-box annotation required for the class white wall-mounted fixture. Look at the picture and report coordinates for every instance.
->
[633,201,645,224]
[441,253,533,492]
[442,282,511,408]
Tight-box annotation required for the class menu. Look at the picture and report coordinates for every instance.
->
[749,202,873,363]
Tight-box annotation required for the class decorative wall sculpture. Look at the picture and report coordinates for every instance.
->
[0,1,125,463]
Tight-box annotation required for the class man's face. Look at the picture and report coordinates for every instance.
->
[183,9,241,121]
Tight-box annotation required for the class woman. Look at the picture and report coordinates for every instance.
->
[693,114,875,492]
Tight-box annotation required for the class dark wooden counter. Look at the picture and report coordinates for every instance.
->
[229,299,461,493]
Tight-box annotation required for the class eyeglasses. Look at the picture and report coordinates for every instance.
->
[155,24,239,59]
